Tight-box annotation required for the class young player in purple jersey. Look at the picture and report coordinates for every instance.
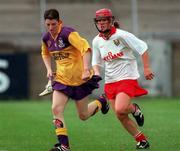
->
[40,9,109,151]
[92,8,154,149]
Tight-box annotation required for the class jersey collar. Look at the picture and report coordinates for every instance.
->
[99,26,116,40]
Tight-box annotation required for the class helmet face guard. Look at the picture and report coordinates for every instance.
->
[94,8,114,33]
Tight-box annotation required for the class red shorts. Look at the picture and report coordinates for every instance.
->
[104,79,148,100]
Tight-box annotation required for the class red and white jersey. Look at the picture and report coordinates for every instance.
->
[92,27,148,83]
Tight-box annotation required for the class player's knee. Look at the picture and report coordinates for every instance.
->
[52,106,58,115]
[52,105,61,116]
[115,108,128,120]
[79,113,88,121]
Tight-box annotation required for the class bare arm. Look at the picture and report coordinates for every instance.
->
[82,49,91,80]
[42,56,53,79]
[92,65,101,76]
[141,51,154,80]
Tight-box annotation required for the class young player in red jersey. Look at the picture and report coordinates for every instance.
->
[92,8,154,149]
[40,9,109,151]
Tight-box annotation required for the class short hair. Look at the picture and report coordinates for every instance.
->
[44,9,59,21]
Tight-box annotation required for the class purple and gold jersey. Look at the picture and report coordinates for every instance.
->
[41,26,91,86]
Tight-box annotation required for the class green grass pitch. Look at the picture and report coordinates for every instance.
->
[0,97,180,151]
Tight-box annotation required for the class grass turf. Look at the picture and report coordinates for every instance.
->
[0,97,180,151]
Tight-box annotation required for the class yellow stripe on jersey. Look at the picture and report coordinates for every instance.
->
[41,41,50,58]
[56,128,68,136]
[68,32,90,55]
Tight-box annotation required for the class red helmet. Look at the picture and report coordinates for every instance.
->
[94,8,114,33]
[95,8,113,19]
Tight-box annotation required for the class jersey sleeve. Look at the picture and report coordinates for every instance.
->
[122,32,148,55]
[92,38,103,67]
[68,31,90,55]
[41,41,50,58]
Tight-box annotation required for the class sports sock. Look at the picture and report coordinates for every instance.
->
[90,100,102,116]
[54,119,70,148]
[134,132,147,142]
[94,100,102,109]
[56,128,69,147]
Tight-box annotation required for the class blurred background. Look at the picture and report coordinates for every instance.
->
[0,0,180,99]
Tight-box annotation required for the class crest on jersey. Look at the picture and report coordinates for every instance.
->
[47,40,52,47]
[113,39,121,46]
[57,38,65,48]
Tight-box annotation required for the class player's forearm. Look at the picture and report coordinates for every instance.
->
[83,49,91,71]
[141,50,154,80]
[141,51,151,69]
[42,56,52,73]
[92,65,101,76]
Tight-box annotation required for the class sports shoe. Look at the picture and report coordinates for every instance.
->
[132,103,144,127]
[49,143,71,151]
[98,94,109,114]
[136,140,150,149]
[39,80,53,96]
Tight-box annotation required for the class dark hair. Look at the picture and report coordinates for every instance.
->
[113,21,120,28]
[44,9,59,21]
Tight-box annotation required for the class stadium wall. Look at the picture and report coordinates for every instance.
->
[0,0,180,99]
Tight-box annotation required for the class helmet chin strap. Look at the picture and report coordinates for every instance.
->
[101,29,112,40]
[96,27,112,40]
